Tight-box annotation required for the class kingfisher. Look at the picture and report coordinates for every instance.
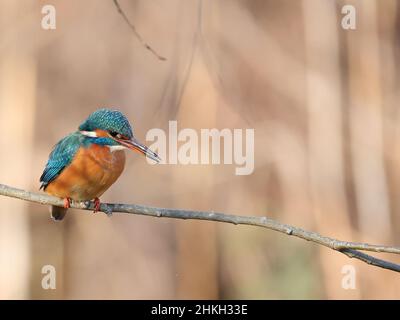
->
[40,108,160,220]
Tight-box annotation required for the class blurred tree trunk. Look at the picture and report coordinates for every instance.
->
[386,0,400,245]
[174,47,219,300]
[345,0,397,299]
[346,0,391,243]
[0,1,36,299]
[302,0,360,299]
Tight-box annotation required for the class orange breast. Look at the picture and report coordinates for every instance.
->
[45,144,126,201]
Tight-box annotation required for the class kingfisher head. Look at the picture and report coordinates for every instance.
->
[79,108,160,162]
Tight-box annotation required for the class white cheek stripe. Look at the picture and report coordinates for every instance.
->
[80,131,126,152]
[80,130,98,137]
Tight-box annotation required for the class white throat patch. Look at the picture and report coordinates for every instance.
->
[108,145,127,152]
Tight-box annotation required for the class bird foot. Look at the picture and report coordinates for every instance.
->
[93,197,101,213]
[63,197,71,209]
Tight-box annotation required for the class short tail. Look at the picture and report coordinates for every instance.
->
[50,205,68,221]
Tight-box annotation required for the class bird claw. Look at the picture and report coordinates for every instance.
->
[93,197,101,213]
[63,197,71,209]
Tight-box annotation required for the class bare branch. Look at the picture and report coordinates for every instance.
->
[113,0,166,61]
[1,183,400,272]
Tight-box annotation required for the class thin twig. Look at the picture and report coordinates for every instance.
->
[113,0,166,61]
[1,183,400,273]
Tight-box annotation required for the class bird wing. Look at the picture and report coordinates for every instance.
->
[40,132,83,190]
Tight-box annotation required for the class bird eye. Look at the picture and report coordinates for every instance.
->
[109,131,122,139]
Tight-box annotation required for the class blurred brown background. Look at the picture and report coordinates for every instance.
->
[1,0,400,299]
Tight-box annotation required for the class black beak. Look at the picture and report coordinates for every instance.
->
[116,137,161,163]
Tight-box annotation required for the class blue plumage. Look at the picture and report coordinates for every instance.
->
[40,132,82,190]
[79,108,133,139]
